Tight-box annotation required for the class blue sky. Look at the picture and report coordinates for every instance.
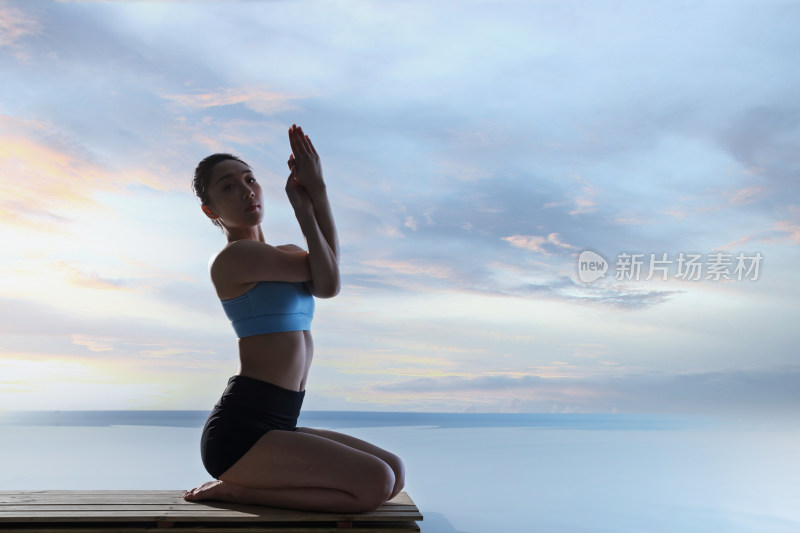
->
[0,0,797,416]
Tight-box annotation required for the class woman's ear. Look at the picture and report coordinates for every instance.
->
[201,204,218,222]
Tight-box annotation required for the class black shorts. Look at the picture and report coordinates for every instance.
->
[200,375,306,479]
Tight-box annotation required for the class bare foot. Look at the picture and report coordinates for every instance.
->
[183,480,242,503]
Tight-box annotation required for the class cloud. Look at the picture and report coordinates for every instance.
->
[0,115,166,230]
[360,259,453,280]
[565,174,601,215]
[54,261,133,291]
[612,213,649,225]
[659,185,767,223]
[71,334,115,352]
[568,284,683,309]
[369,366,800,417]
[774,220,800,244]
[569,343,609,359]
[137,345,217,359]
[347,232,680,311]
[718,218,800,249]
[379,373,546,392]
[502,233,579,256]
[724,186,765,206]
[720,105,800,183]
[0,295,228,360]
[0,3,40,48]
[162,86,300,115]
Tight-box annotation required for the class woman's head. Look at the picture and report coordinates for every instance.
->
[193,153,262,232]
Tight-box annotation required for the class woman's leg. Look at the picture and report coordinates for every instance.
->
[186,428,395,513]
[294,426,405,500]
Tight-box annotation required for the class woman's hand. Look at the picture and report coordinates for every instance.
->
[287,124,325,196]
[285,168,314,219]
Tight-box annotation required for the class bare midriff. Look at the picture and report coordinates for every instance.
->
[236,330,313,393]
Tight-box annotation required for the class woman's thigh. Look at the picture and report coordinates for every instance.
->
[218,428,395,498]
[294,426,404,482]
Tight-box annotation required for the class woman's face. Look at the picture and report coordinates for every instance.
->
[203,159,264,228]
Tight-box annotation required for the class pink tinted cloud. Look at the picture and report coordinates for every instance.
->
[718,219,800,249]
[725,186,765,206]
[162,86,300,115]
[0,116,164,230]
[0,3,40,48]
[361,259,453,279]
[502,233,578,256]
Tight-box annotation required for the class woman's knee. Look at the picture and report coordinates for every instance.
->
[376,452,404,496]
[355,457,395,511]
[387,453,405,498]
[386,452,405,482]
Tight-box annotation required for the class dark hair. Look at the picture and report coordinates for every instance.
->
[192,153,248,229]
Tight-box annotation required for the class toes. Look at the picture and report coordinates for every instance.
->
[183,481,221,502]
[183,487,203,501]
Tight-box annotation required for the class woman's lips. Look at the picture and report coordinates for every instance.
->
[245,203,259,212]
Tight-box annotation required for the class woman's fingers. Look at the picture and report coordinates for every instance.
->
[305,134,318,156]
[285,171,314,215]
[288,125,299,155]
[297,126,312,153]
[288,125,301,157]
[289,124,309,157]
[287,123,323,193]
[289,124,317,160]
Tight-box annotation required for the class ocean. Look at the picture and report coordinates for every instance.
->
[1,411,798,533]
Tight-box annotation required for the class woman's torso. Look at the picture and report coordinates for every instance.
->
[214,272,313,394]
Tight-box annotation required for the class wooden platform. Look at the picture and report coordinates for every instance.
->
[0,490,422,532]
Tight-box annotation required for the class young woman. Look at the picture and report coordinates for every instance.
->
[183,124,405,513]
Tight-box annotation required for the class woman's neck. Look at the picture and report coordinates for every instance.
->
[225,225,265,243]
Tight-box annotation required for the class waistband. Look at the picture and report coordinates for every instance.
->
[217,375,305,410]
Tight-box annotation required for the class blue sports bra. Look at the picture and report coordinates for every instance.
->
[220,281,315,338]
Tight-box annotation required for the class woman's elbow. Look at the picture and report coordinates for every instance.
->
[315,285,339,299]
[325,279,341,298]
[312,277,340,299]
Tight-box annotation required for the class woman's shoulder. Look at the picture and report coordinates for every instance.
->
[212,240,302,265]
[209,240,309,290]
[209,240,257,278]
[208,241,259,298]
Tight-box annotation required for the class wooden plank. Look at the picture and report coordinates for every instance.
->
[0,490,414,505]
[3,522,420,533]
[0,490,422,531]
[0,508,421,522]
[0,505,420,513]
[0,511,422,521]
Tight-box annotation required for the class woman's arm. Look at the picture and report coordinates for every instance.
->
[294,203,339,298]
[307,186,339,261]
[286,124,340,297]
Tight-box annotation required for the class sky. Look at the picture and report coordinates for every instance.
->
[0,0,798,416]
